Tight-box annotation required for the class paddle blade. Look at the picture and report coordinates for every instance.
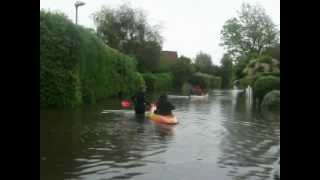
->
[121,100,131,108]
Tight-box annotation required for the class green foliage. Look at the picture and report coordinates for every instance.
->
[189,72,221,90]
[263,43,280,61]
[220,3,279,57]
[142,73,172,93]
[181,82,192,95]
[93,4,163,73]
[220,54,233,89]
[261,72,280,77]
[170,56,195,89]
[242,55,280,83]
[210,76,222,89]
[238,77,250,88]
[258,55,273,64]
[40,11,82,108]
[253,76,280,104]
[234,57,249,80]
[40,11,142,108]
[261,90,280,111]
[195,52,212,73]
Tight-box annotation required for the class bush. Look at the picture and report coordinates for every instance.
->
[181,82,192,95]
[258,55,273,64]
[261,90,280,111]
[210,76,222,89]
[142,73,172,93]
[40,11,142,108]
[253,76,280,104]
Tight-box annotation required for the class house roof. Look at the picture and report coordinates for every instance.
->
[161,51,178,61]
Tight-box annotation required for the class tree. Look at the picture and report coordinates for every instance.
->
[220,54,233,89]
[92,4,163,72]
[195,52,212,73]
[220,3,279,58]
[263,43,280,61]
[170,56,195,89]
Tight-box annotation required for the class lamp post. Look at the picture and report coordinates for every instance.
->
[75,1,85,24]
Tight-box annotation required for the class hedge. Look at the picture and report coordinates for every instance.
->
[40,11,144,108]
[142,73,173,93]
[253,75,280,104]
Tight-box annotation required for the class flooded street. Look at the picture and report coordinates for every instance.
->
[41,90,280,180]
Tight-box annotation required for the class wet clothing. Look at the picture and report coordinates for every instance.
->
[132,91,148,114]
[155,100,175,116]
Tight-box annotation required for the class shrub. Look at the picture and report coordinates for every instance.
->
[258,55,273,64]
[142,73,172,93]
[210,76,222,89]
[181,82,192,95]
[253,75,280,104]
[261,90,280,111]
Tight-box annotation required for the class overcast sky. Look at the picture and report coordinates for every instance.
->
[40,0,279,65]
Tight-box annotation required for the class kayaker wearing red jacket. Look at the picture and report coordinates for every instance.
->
[155,94,175,116]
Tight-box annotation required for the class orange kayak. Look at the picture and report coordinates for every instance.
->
[147,113,178,124]
[147,104,178,124]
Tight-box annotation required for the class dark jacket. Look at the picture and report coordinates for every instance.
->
[132,91,147,114]
[155,99,175,116]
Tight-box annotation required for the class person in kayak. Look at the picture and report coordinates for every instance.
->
[155,93,175,116]
[131,87,149,115]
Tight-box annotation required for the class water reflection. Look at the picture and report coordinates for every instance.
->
[217,90,280,179]
[41,90,279,180]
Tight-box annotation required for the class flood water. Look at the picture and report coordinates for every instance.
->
[40,90,280,180]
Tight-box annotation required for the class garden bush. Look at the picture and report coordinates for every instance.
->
[253,75,280,104]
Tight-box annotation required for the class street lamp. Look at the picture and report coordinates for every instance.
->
[75,1,85,25]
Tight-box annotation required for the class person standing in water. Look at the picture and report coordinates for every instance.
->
[154,93,175,116]
[131,87,149,115]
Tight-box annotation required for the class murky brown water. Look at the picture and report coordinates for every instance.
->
[40,90,280,180]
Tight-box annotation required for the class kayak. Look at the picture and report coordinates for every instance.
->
[146,105,178,124]
[168,95,190,99]
[147,113,178,124]
[190,93,209,99]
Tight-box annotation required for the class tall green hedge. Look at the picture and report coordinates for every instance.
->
[142,73,172,93]
[40,11,144,108]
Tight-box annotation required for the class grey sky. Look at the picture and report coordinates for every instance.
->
[40,0,280,65]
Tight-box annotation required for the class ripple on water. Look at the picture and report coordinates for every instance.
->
[41,90,279,180]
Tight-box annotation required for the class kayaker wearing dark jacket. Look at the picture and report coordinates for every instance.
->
[131,87,149,114]
[155,94,175,116]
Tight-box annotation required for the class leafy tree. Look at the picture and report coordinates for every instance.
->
[220,3,279,58]
[92,4,163,72]
[195,52,213,74]
[220,54,233,89]
[263,43,280,61]
[170,56,195,90]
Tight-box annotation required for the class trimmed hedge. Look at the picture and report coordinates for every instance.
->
[142,73,173,93]
[40,11,144,108]
[253,75,280,104]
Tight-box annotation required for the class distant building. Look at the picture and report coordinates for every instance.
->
[161,51,178,61]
